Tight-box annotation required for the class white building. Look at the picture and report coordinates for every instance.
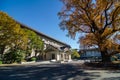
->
[79,48,101,59]
[19,22,72,62]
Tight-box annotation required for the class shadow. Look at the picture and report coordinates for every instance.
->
[84,62,120,70]
[105,70,120,73]
[102,77,120,80]
[0,64,101,80]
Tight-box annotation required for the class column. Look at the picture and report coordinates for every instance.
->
[62,53,65,61]
[56,53,60,61]
[31,48,35,57]
[68,54,71,61]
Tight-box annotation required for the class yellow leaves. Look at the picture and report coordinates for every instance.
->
[105,39,113,49]
[100,38,120,52]
[96,0,113,10]
[100,39,111,51]
[0,11,29,50]
[114,0,120,7]
[95,15,101,21]
[101,28,113,38]
[96,0,107,10]
[93,15,104,29]
[1,12,48,62]
[80,33,98,47]
[60,0,120,53]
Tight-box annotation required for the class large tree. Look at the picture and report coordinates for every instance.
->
[0,11,44,63]
[58,0,120,62]
[0,11,28,54]
[0,11,28,63]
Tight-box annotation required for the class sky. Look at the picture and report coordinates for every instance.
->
[0,0,80,49]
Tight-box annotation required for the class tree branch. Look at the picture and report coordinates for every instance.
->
[103,1,113,32]
[111,6,120,29]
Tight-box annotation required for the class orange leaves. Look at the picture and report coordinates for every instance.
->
[59,0,120,53]
[79,33,98,47]
[104,39,119,51]
[101,28,113,38]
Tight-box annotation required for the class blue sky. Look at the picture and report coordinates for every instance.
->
[0,0,80,49]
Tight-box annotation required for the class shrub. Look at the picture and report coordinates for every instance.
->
[30,57,36,61]
[71,49,80,59]
[3,49,25,64]
[0,61,2,64]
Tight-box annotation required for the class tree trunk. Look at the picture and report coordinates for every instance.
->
[0,45,6,61]
[101,50,111,62]
[0,45,5,54]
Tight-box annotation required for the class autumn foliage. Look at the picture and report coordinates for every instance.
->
[0,11,44,63]
[58,0,120,62]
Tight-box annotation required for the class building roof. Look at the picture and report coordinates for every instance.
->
[16,21,71,48]
[79,48,100,53]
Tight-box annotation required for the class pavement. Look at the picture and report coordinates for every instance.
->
[0,62,120,80]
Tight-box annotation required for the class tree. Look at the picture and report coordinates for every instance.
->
[0,11,28,62]
[58,0,120,62]
[0,11,28,51]
[24,29,44,58]
[0,12,28,53]
[71,49,80,59]
[0,11,44,63]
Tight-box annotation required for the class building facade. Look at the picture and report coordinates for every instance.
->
[19,22,72,62]
[79,48,101,59]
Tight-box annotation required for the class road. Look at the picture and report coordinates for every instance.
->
[0,63,120,80]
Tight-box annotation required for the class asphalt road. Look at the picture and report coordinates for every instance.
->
[0,63,120,80]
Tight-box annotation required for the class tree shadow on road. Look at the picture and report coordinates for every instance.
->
[83,62,120,70]
[102,77,120,80]
[0,64,101,80]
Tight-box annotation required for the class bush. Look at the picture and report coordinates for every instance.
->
[3,49,25,64]
[71,49,80,59]
[30,57,36,61]
[0,61,2,64]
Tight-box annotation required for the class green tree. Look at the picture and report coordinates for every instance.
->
[71,49,80,59]
[24,29,44,58]
[58,0,120,62]
[0,11,28,63]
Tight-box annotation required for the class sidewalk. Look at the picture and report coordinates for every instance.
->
[0,60,77,66]
[0,60,61,67]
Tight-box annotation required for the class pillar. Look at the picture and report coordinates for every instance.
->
[63,53,66,61]
[68,54,71,61]
[56,53,60,61]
